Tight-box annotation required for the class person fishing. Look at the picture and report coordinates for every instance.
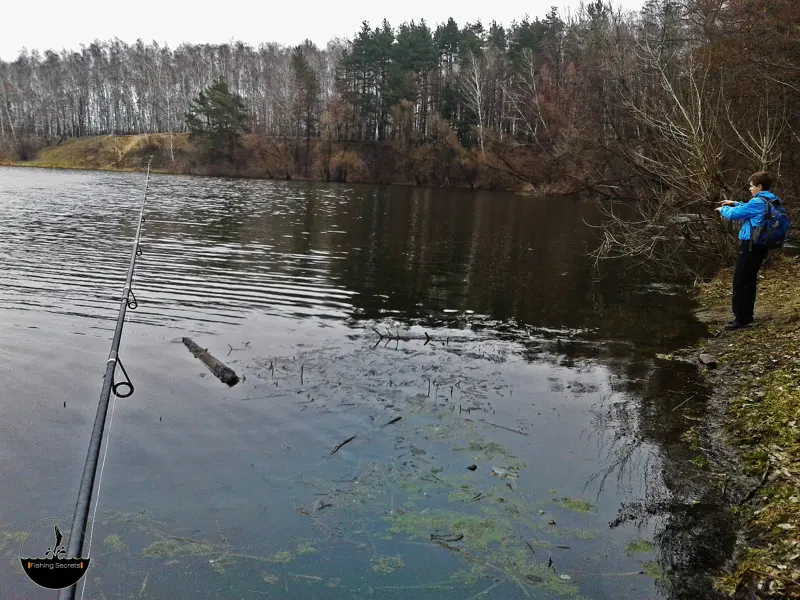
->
[715,170,783,330]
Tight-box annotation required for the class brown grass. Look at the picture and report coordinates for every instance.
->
[16,133,193,172]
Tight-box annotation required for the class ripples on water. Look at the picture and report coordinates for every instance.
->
[0,169,362,327]
[0,167,704,345]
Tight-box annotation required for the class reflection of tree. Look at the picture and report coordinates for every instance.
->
[587,357,736,600]
[328,188,706,351]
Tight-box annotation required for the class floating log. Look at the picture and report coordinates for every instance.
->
[182,337,240,386]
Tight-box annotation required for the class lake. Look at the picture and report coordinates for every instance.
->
[0,166,735,599]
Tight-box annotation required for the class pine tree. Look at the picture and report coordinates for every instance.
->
[291,44,319,172]
[185,80,249,161]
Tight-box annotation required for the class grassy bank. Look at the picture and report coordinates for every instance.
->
[15,133,215,174]
[9,133,525,190]
[692,254,800,598]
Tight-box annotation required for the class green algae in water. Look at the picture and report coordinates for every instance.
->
[448,485,484,503]
[641,560,666,580]
[424,423,457,441]
[543,526,597,541]
[267,550,294,564]
[210,559,226,574]
[385,509,511,550]
[568,529,597,540]
[297,542,317,555]
[482,546,584,599]
[0,531,27,552]
[372,554,405,574]
[142,539,213,559]
[103,534,127,553]
[450,563,493,586]
[625,539,655,553]
[555,497,594,513]
[262,572,280,585]
[454,439,513,460]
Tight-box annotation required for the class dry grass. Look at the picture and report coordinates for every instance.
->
[695,253,800,598]
[16,133,192,172]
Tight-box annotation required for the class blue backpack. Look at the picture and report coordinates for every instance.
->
[752,197,791,249]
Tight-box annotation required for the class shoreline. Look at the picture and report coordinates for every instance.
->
[685,254,800,598]
[2,133,521,192]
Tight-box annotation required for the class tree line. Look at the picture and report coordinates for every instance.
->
[1,1,798,274]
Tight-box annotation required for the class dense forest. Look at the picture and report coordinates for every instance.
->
[1,0,798,272]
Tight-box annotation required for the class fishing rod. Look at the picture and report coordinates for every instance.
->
[57,163,151,600]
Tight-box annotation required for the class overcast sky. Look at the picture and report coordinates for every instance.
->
[2,0,646,61]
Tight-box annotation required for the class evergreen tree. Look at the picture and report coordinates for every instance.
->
[185,80,249,161]
[292,44,320,171]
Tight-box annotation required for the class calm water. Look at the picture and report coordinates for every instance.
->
[0,167,734,599]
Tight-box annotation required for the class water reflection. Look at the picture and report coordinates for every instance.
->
[0,167,733,599]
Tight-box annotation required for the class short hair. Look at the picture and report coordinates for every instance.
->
[749,170,773,191]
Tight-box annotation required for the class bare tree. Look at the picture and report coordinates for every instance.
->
[593,24,785,277]
[461,50,489,157]
[504,48,550,148]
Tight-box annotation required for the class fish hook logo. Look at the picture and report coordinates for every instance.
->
[19,518,91,589]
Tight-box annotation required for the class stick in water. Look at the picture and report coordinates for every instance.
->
[330,435,357,456]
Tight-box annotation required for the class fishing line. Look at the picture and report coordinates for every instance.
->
[57,162,151,600]
[78,323,124,600]
[79,215,143,598]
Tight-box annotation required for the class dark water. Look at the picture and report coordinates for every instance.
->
[0,166,734,599]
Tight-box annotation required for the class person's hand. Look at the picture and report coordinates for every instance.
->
[718,200,736,207]
[715,206,723,213]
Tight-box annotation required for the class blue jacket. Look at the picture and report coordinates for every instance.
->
[719,191,781,241]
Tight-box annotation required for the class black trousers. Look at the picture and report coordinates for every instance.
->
[732,240,768,324]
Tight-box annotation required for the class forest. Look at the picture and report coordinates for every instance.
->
[0,0,798,272]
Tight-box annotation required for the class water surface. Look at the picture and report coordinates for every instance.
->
[0,167,733,599]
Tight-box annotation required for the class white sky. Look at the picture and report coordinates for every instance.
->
[2,0,646,61]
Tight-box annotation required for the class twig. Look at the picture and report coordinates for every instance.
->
[467,582,502,599]
[430,533,464,542]
[524,541,535,555]
[166,535,207,545]
[480,420,529,436]
[749,569,800,587]
[288,573,323,581]
[216,520,229,548]
[138,573,149,597]
[382,416,402,427]
[739,466,772,505]
[330,435,357,456]
[226,341,250,356]
[671,395,695,412]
